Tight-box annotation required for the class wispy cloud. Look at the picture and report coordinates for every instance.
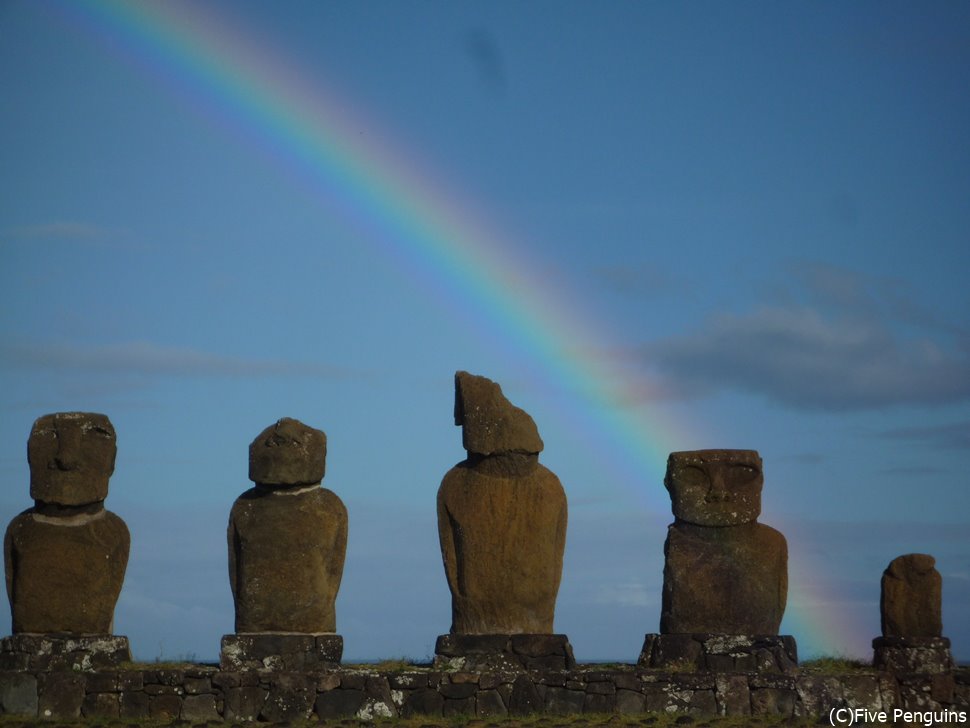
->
[639,263,970,411]
[0,340,360,380]
[0,221,139,249]
[877,421,970,450]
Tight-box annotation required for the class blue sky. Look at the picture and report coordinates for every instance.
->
[1,1,968,663]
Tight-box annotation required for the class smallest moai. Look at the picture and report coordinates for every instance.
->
[639,450,797,673]
[222,418,348,671]
[872,554,954,674]
[1,412,131,670]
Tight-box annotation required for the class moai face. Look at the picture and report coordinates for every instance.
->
[249,417,327,487]
[664,449,763,526]
[28,412,116,506]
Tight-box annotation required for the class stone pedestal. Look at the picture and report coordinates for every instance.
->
[638,633,798,673]
[433,634,575,671]
[0,634,131,671]
[219,633,343,671]
[872,636,954,674]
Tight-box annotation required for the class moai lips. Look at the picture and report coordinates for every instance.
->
[660,449,788,635]
[5,412,129,634]
[438,372,567,635]
[228,418,347,633]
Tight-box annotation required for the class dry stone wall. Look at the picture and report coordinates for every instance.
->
[1,664,968,722]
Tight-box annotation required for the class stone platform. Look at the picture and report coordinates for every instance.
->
[220,633,343,671]
[873,636,954,674]
[0,634,131,672]
[638,634,798,673]
[433,634,576,671]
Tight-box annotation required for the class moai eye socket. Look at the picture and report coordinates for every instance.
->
[728,464,760,485]
[680,465,709,488]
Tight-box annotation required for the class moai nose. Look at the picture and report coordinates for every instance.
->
[53,423,83,471]
[705,468,731,503]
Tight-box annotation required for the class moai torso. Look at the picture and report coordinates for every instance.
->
[881,553,942,638]
[227,418,347,633]
[437,371,567,635]
[3,413,130,634]
[660,450,787,634]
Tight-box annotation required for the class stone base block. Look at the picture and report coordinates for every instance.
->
[433,633,576,671]
[220,633,342,671]
[638,634,798,673]
[872,636,954,674]
[0,634,131,671]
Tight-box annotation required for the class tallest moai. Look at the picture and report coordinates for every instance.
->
[435,371,574,670]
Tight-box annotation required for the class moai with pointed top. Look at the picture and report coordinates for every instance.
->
[1,413,131,670]
[639,450,797,672]
[435,371,574,670]
[221,417,348,670]
[872,554,954,673]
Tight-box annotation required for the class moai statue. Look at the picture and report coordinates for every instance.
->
[639,450,797,672]
[1,413,131,669]
[435,371,574,670]
[873,554,954,673]
[222,417,348,670]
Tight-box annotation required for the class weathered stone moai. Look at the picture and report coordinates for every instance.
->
[872,554,954,674]
[639,450,797,672]
[435,371,574,670]
[222,417,348,670]
[1,412,131,670]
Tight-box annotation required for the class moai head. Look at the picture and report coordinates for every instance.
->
[249,417,327,487]
[454,371,543,456]
[28,412,117,506]
[881,553,943,638]
[664,449,763,526]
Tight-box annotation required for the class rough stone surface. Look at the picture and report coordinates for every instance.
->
[881,553,943,638]
[434,633,575,671]
[640,633,797,674]
[873,636,955,674]
[454,371,543,455]
[660,449,787,635]
[0,664,964,720]
[27,412,116,507]
[229,421,347,633]
[4,510,130,634]
[249,417,327,487]
[665,449,763,527]
[661,522,788,634]
[219,633,343,671]
[0,635,131,671]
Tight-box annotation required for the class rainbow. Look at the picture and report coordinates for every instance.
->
[57,0,866,658]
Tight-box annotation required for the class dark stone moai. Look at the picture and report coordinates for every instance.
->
[661,449,787,634]
[436,372,573,670]
[640,450,795,672]
[881,553,942,638]
[223,418,347,670]
[228,418,347,633]
[873,554,953,673]
[2,412,131,668]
